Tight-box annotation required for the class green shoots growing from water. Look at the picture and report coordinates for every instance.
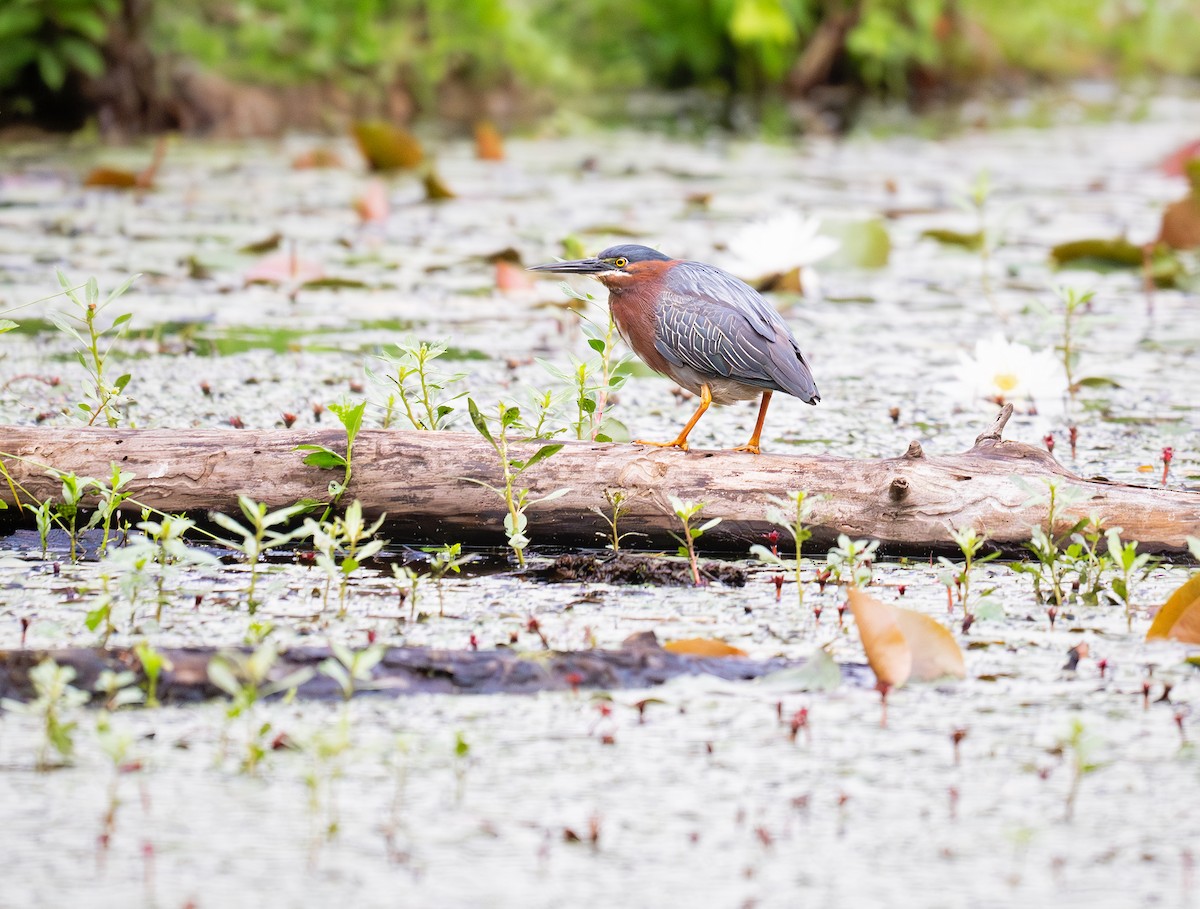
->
[1011,478,1088,609]
[1,658,89,770]
[303,501,386,615]
[669,496,721,586]
[208,643,314,774]
[212,496,311,613]
[1104,528,1155,631]
[751,490,815,607]
[34,498,54,558]
[134,641,171,708]
[826,534,879,589]
[937,526,1001,621]
[422,542,476,616]
[101,513,218,625]
[465,399,569,567]
[296,399,366,521]
[591,488,643,553]
[1052,286,1096,404]
[49,270,138,428]
[368,340,467,431]
[1060,719,1104,822]
[54,470,90,562]
[85,464,135,558]
[964,170,995,305]
[319,641,386,701]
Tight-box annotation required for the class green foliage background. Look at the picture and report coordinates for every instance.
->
[4,0,1200,122]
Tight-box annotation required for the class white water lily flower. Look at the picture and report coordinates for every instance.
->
[956,334,1066,414]
[722,212,840,295]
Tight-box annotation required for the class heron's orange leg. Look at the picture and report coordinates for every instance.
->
[734,391,773,455]
[635,384,712,453]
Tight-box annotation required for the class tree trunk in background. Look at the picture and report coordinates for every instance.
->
[788,1,864,95]
[87,0,175,136]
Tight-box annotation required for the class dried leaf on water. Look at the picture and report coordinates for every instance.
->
[239,232,283,255]
[474,122,505,161]
[663,638,748,658]
[352,121,423,171]
[83,167,140,189]
[921,228,985,251]
[1050,237,1144,269]
[83,137,167,190]
[1158,196,1200,251]
[847,588,911,687]
[847,588,965,687]
[894,607,966,682]
[1145,575,1200,643]
[292,148,343,170]
[423,170,456,201]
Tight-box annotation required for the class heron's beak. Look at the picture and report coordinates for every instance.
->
[527,257,614,276]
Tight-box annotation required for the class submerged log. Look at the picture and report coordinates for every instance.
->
[0,406,1196,554]
[0,633,863,702]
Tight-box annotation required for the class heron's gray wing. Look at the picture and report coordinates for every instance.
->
[654,262,820,402]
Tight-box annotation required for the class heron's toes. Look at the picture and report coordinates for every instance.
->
[635,438,689,452]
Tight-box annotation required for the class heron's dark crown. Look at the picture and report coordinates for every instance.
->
[596,244,672,263]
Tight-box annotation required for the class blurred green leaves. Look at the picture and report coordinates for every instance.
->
[0,0,116,99]
[9,0,1200,125]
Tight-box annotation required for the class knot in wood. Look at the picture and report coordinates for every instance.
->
[888,476,910,501]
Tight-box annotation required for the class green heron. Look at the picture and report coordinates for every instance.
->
[529,244,819,453]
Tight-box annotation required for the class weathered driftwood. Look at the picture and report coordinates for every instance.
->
[0,406,1196,554]
[0,633,862,702]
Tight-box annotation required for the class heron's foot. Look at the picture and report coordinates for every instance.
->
[733,441,762,455]
[635,437,690,452]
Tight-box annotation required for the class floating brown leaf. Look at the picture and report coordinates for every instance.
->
[921,228,984,251]
[1145,575,1200,643]
[83,137,166,190]
[292,148,343,170]
[1158,195,1200,250]
[238,232,283,255]
[423,170,456,201]
[663,638,748,658]
[474,122,505,161]
[1050,237,1144,269]
[352,121,423,171]
[847,588,911,687]
[83,167,139,188]
[894,607,966,682]
[848,588,965,687]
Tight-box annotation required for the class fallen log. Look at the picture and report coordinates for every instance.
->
[0,633,865,702]
[0,406,1196,555]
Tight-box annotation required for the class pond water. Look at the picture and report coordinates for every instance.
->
[1,90,1199,908]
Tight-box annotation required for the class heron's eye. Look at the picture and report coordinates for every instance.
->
[614,257,628,268]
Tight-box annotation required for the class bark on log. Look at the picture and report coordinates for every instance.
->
[0,406,1197,555]
[0,633,865,702]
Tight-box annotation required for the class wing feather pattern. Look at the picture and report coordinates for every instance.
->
[653,262,819,402]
